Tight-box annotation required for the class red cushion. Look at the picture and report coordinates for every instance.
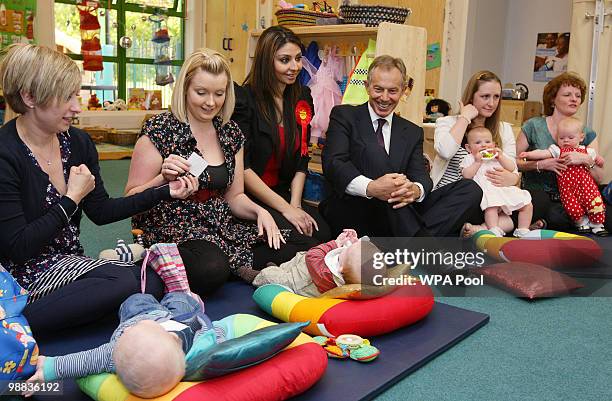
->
[499,238,602,269]
[174,343,327,401]
[317,283,434,337]
[476,262,584,299]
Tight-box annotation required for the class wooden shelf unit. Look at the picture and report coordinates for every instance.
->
[247,22,427,124]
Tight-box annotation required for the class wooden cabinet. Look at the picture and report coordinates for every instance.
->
[206,0,257,84]
[500,100,543,127]
[500,100,524,127]
[247,23,426,124]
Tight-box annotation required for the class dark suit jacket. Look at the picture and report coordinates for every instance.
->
[322,102,432,200]
[232,83,313,193]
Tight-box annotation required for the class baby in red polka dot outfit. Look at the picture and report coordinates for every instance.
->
[520,117,607,236]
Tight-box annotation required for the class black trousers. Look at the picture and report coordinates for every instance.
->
[24,263,164,337]
[253,194,325,269]
[320,179,482,237]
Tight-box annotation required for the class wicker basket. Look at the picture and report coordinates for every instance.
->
[108,129,139,146]
[339,5,411,27]
[275,8,338,27]
[82,126,110,143]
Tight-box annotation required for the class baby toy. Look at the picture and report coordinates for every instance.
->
[313,334,379,362]
[99,239,145,263]
[479,149,498,160]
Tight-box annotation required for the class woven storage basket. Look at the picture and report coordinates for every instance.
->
[108,129,139,146]
[82,126,110,143]
[339,5,411,27]
[275,8,338,27]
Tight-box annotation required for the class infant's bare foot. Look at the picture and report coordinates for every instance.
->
[461,223,485,238]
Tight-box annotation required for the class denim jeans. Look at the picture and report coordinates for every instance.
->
[118,292,202,326]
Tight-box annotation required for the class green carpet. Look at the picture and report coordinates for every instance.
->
[83,160,612,401]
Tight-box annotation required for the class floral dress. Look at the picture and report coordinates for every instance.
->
[5,132,131,303]
[133,112,272,273]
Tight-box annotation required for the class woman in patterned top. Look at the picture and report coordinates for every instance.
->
[126,48,290,294]
[0,44,197,335]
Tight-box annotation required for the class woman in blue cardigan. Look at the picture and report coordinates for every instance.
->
[0,44,196,335]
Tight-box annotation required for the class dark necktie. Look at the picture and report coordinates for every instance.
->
[375,118,386,149]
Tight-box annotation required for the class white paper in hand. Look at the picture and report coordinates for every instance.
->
[187,152,208,178]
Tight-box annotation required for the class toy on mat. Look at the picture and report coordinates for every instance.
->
[313,334,379,362]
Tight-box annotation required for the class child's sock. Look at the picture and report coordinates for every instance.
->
[489,226,505,237]
[575,216,589,228]
[143,243,204,310]
[237,266,260,283]
[513,228,530,238]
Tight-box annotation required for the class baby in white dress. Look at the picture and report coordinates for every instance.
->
[461,127,533,237]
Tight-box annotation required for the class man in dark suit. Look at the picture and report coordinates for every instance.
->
[320,55,482,237]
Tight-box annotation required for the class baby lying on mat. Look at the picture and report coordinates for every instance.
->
[253,229,382,297]
[25,292,214,399]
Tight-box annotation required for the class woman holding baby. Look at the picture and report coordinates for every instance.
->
[516,72,611,232]
[431,70,523,236]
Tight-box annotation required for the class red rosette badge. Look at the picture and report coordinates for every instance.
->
[295,100,312,156]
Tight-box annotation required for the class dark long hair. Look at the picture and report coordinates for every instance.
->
[243,25,303,157]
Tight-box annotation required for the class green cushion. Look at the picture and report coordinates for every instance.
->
[184,321,308,380]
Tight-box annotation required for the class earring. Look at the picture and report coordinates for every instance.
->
[29,105,34,109]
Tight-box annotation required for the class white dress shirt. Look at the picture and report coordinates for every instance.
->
[345,103,425,202]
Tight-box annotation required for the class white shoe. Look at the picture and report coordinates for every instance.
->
[489,226,506,237]
[513,228,530,238]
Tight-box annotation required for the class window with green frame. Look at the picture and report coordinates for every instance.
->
[54,0,184,109]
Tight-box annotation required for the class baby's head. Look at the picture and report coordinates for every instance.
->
[464,126,494,155]
[338,240,382,285]
[557,117,584,148]
[114,320,185,398]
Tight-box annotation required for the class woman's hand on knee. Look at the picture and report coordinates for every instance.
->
[257,209,286,249]
[282,206,318,236]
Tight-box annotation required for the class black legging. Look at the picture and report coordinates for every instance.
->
[24,263,163,338]
[178,239,231,295]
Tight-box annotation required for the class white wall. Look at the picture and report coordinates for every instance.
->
[462,0,509,90]
[501,0,572,102]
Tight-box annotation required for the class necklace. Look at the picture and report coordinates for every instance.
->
[21,134,56,167]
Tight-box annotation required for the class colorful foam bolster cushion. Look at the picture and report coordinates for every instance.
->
[77,314,327,401]
[472,229,602,269]
[253,282,434,337]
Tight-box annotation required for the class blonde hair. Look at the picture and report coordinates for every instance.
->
[0,44,81,114]
[461,70,502,148]
[342,240,382,285]
[171,48,235,124]
[114,323,185,398]
[558,116,583,135]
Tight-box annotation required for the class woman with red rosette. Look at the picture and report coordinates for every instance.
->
[233,25,331,252]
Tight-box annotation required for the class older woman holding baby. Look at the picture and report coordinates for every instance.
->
[431,70,520,236]
[516,72,611,231]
